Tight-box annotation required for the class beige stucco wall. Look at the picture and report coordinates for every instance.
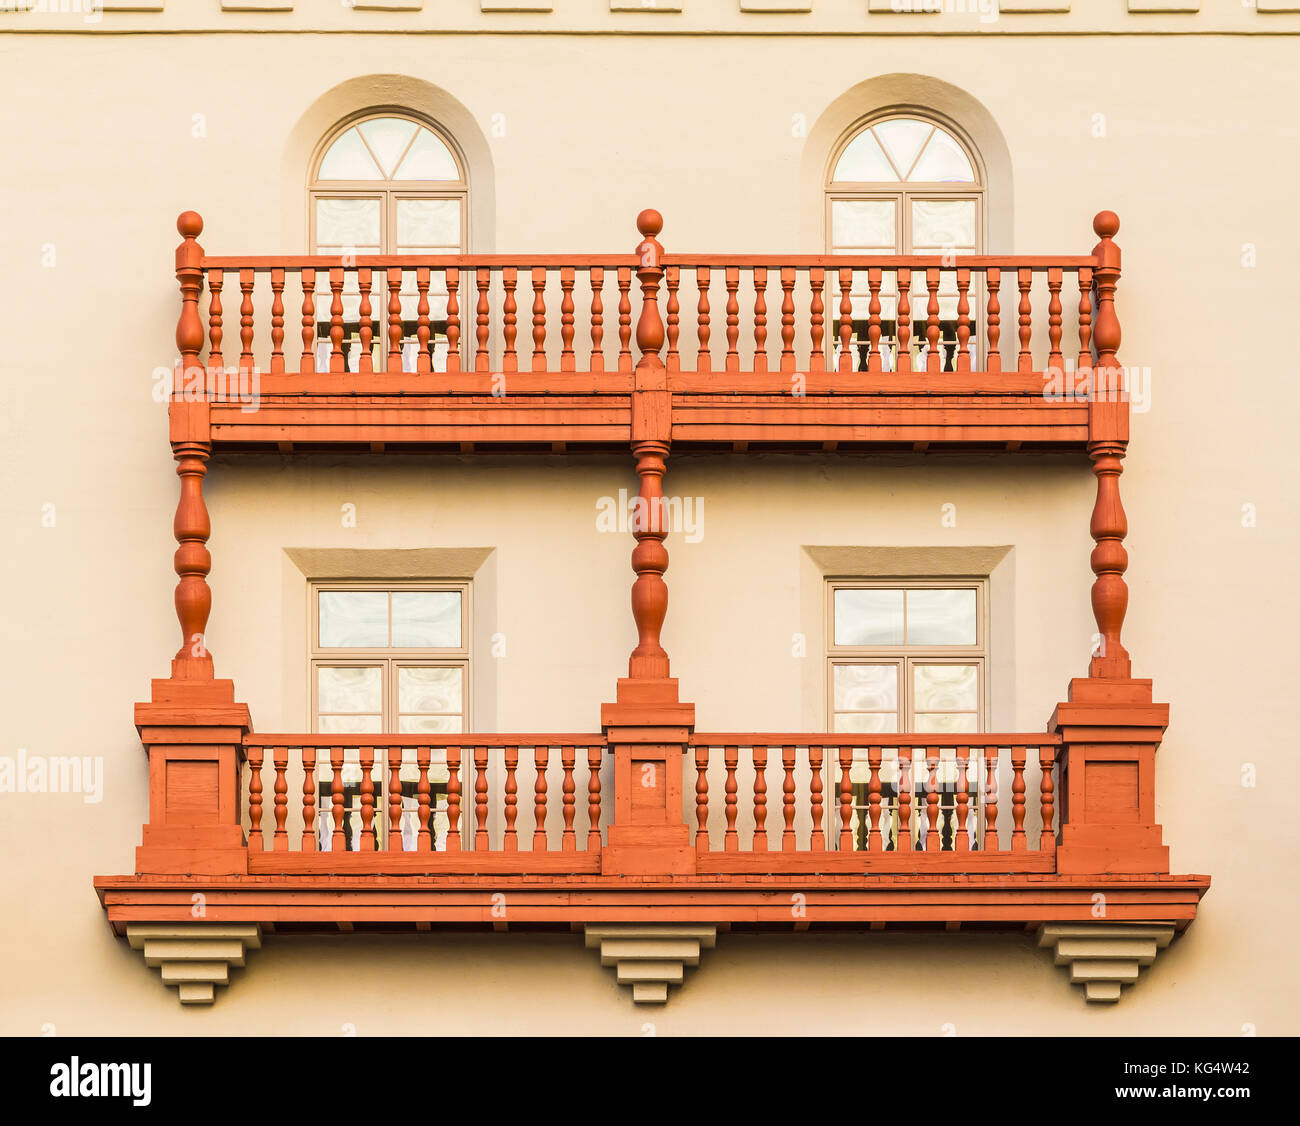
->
[0,24,1297,1034]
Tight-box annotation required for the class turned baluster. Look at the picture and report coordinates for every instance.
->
[983,748,1000,851]
[300,268,316,373]
[170,442,214,676]
[924,753,940,852]
[444,746,460,852]
[530,268,547,372]
[752,266,768,373]
[387,746,403,851]
[587,746,603,850]
[781,746,796,851]
[532,746,549,851]
[696,266,712,372]
[809,267,825,373]
[247,744,264,851]
[837,267,853,373]
[503,745,519,850]
[665,265,680,372]
[272,745,289,850]
[386,267,402,373]
[1076,265,1093,372]
[301,747,317,852]
[723,745,739,851]
[779,268,796,373]
[1017,267,1032,373]
[240,268,256,371]
[1038,745,1056,851]
[267,267,286,374]
[617,267,633,372]
[866,267,882,373]
[208,268,224,370]
[474,746,489,849]
[328,267,344,372]
[358,747,375,851]
[446,267,461,374]
[751,746,769,850]
[588,268,604,372]
[725,267,740,372]
[809,745,825,850]
[694,745,710,853]
[954,746,970,853]
[986,266,1001,375]
[896,268,912,373]
[330,747,345,852]
[1089,442,1131,675]
[838,746,853,851]
[1046,266,1063,374]
[416,267,432,374]
[955,267,971,373]
[357,268,373,374]
[1011,745,1027,851]
[501,267,518,373]
[560,267,576,371]
[478,267,493,372]
[561,746,577,852]
[418,746,433,851]
[867,746,883,851]
[924,268,941,374]
[897,751,913,852]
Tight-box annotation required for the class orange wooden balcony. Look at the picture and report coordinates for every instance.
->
[93,207,1207,1006]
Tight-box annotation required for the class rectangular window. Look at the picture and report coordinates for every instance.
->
[826,580,987,851]
[309,582,469,851]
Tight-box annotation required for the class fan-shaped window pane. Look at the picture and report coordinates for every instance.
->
[396,129,460,181]
[358,117,419,178]
[318,128,383,181]
[874,119,933,179]
[833,128,897,182]
[910,128,975,183]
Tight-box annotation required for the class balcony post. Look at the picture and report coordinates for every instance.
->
[601,209,696,876]
[130,212,251,877]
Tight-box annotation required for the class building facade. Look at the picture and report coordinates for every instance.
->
[1,1,1296,1035]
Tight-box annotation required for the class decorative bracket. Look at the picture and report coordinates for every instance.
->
[585,924,717,1004]
[127,924,262,1005]
[1037,922,1174,1003]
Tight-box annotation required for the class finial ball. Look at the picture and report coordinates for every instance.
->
[177,211,204,239]
[1093,210,1120,240]
[636,209,663,238]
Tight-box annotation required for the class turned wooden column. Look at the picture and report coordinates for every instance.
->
[1088,441,1131,678]
[601,209,695,876]
[171,442,215,679]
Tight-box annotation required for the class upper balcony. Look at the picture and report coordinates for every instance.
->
[169,209,1124,453]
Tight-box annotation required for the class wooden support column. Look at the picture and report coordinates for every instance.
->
[1050,210,1166,876]
[131,212,252,877]
[601,209,696,876]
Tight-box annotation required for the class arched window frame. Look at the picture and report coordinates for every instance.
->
[308,109,470,255]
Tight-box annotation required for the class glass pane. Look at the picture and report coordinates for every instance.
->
[398,666,463,713]
[391,591,461,648]
[875,119,933,179]
[833,129,897,182]
[319,591,388,648]
[833,711,898,734]
[396,128,460,180]
[914,664,979,712]
[833,664,899,711]
[316,198,382,250]
[358,117,418,177]
[317,665,383,713]
[913,712,979,734]
[396,199,461,251]
[910,200,976,250]
[834,588,904,646]
[317,128,383,181]
[398,714,463,734]
[906,589,977,645]
[910,128,975,183]
[318,713,383,734]
[831,200,896,250]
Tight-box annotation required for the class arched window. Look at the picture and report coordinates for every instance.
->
[826,115,983,371]
[310,112,467,255]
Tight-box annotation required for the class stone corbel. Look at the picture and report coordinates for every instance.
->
[127,924,262,1005]
[1038,922,1174,1002]
[585,924,717,1003]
